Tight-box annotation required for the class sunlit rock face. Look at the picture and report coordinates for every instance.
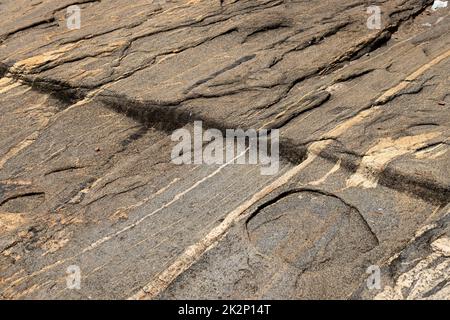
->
[0,0,449,300]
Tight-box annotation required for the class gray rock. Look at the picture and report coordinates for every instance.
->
[0,0,448,299]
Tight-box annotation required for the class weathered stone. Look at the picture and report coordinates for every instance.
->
[0,0,448,299]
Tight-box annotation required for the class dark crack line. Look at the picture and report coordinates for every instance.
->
[244,187,380,246]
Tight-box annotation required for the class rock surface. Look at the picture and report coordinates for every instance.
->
[0,0,449,299]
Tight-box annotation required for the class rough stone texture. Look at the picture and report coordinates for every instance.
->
[0,0,449,299]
